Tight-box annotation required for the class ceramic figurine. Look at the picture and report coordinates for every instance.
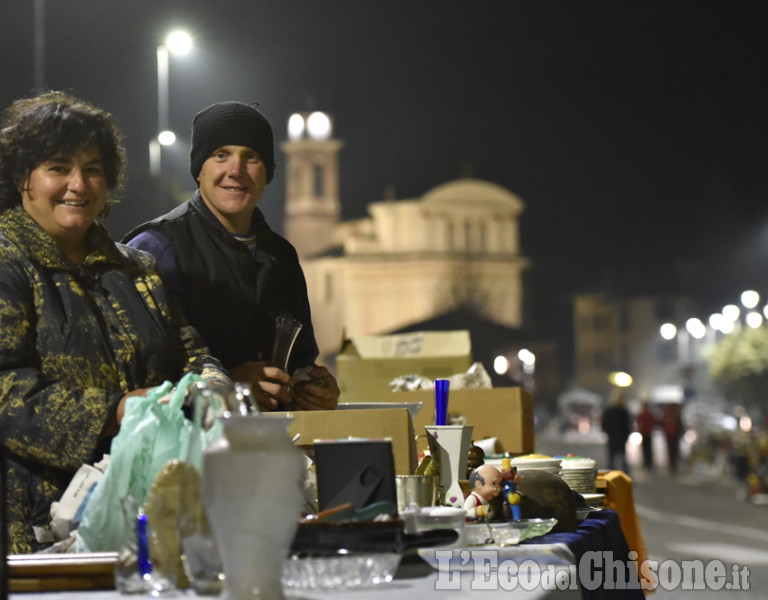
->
[500,458,524,520]
[463,464,503,520]
[466,442,485,478]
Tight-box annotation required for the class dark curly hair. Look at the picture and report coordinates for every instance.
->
[0,91,126,212]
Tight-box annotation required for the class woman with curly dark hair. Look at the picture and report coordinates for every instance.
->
[0,91,228,553]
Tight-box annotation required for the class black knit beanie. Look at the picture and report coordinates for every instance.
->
[189,101,276,184]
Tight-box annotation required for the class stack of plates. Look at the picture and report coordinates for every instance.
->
[558,457,597,493]
[485,454,562,475]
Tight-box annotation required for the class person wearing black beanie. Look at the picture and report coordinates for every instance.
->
[189,101,276,185]
[123,101,339,413]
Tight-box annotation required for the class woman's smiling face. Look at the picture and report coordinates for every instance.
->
[20,145,107,247]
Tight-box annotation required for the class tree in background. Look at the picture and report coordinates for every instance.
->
[708,326,768,411]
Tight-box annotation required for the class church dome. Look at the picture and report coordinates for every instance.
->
[422,178,525,214]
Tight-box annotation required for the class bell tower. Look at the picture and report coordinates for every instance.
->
[282,111,344,259]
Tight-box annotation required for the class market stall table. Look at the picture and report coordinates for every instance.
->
[9,511,643,600]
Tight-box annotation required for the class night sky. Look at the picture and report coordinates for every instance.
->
[2,0,768,338]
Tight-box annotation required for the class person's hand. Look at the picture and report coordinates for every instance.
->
[289,365,340,411]
[103,387,153,437]
[228,360,292,411]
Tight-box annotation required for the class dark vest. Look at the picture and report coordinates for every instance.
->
[123,193,317,370]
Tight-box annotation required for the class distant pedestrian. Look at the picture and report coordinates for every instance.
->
[660,403,684,474]
[636,401,657,470]
[601,391,632,474]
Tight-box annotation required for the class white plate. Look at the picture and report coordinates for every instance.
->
[581,493,605,506]
[512,459,562,467]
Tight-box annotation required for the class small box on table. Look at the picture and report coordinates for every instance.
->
[336,330,473,403]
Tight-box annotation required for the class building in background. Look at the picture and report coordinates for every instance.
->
[281,111,530,369]
[572,292,709,401]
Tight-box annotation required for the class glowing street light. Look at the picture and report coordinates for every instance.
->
[719,319,735,334]
[306,111,332,140]
[150,30,192,177]
[493,355,509,375]
[157,130,176,146]
[708,313,725,331]
[741,290,760,309]
[746,311,763,328]
[287,113,305,141]
[287,111,333,141]
[157,30,192,136]
[517,348,536,374]
[685,317,706,340]
[722,304,740,323]
[166,30,192,55]
[660,323,677,340]
[608,371,633,387]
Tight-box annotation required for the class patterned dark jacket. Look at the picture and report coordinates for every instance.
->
[0,206,226,553]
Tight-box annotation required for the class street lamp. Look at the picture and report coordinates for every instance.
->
[608,371,633,387]
[685,318,706,340]
[149,30,192,177]
[745,311,763,328]
[740,290,760,310]
[659,323,677,340]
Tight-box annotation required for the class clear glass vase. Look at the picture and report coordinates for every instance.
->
[114,495,177,595]
[269,315,303,371]
[177,382,226,595]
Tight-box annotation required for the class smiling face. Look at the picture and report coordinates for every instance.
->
[196,144,268,235]
[21,145,107,260]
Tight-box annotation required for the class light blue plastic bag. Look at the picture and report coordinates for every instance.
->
[76,373,221,552]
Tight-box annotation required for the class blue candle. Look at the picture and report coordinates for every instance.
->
[434,379,450,425]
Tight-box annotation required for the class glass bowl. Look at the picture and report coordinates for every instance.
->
[464,522,526,546]
[465,523,494,546]
[507,518,558,541]
[488,523,523,546]
[576,507,594,521]
[411,506,465,532]
[282,552,401,590]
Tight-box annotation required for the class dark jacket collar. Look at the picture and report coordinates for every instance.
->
[189,190,271,245]
[0,205,126,270]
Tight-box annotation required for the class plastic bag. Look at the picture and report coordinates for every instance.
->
[76,373,221,553]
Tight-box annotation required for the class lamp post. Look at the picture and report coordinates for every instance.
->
[149,30,192,178]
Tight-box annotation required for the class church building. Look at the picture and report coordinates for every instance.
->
[281,111,530,364]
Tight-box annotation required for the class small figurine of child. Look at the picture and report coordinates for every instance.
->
[463,464,503,520]
[500,458,524,520]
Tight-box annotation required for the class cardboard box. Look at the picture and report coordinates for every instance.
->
[388,387,534,456]
[336,331,473,402]
[263,408,417,475]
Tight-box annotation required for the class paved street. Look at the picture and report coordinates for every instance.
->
[537,429,768,598]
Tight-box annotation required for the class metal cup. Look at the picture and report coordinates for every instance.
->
[395,474,437,513]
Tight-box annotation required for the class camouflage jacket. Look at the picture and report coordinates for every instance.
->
[0,206,225,553]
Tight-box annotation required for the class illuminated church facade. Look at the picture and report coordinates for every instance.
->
[281,111,530,362]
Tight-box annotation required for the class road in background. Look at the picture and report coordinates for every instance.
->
[537,428,768,598]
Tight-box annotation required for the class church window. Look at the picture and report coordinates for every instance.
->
[314,164,325,197]
[324,271,333,303]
